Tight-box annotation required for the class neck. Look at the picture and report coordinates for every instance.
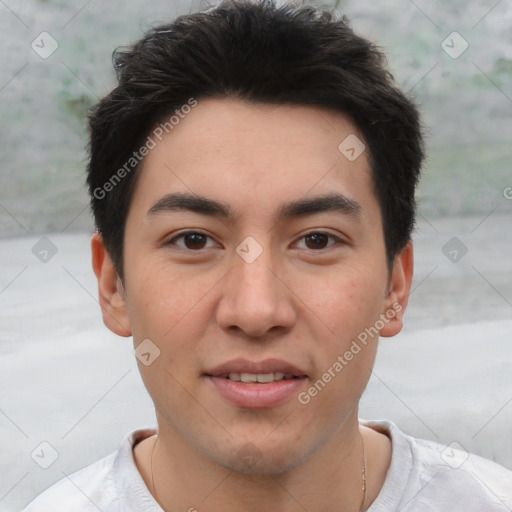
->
[139,412,378,512]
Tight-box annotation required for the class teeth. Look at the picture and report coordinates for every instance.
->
[226,372,292,383]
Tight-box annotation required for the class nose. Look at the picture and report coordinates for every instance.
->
[215,245,297,339]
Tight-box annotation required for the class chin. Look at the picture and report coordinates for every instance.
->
[211,437,312,476]
[229,452,304,476]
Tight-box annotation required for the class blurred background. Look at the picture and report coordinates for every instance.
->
[1,0,511,510]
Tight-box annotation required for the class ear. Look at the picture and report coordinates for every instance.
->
[91,232,132,337]
[379,241,414,337]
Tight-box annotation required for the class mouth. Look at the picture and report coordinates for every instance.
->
[204,358,308,408]
[213,372,302,383]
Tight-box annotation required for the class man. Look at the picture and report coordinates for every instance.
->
[22,1,512,510]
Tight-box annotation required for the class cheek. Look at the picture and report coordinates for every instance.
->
[125,254,225,329]
[303,266,386,338]
[297,274,382,423]
[301,268,385,386]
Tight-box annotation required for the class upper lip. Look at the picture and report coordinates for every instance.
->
[205,358,308,377]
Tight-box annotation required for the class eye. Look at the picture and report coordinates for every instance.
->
[295,231,343,250]
[166,230,218,250]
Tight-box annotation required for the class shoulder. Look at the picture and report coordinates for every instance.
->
[21,452,118,512]
[362,419,512,511]
[410,435,512,509]
[21,427,157,512]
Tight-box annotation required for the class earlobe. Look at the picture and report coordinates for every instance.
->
[379,241,414,338]
[91,232,132,337]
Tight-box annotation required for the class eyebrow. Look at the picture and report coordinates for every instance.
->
[147,191,362,221]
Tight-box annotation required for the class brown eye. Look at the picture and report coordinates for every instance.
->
[304,233,330,249]
[183,233,207,249]
[167,231,217,250]
[295,231,342,251]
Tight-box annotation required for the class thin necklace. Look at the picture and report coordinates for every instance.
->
[150,432,367,511]
[360,429,367,511]
[150,434,161,508]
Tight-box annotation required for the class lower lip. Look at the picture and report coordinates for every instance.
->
[206,376,307,408]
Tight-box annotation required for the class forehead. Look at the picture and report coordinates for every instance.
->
[129,98,379,224]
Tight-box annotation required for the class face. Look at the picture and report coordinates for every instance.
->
[93,98,412,474]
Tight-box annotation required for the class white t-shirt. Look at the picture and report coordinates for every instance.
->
[21,419,512,511]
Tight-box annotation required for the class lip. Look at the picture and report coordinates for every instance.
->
[205,358,308,378]
[204,358,308,409]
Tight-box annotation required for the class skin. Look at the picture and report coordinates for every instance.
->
[92,98,413,511]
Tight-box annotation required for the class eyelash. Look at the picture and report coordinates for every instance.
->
[167,230,219,250]
[166,230,345,251]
